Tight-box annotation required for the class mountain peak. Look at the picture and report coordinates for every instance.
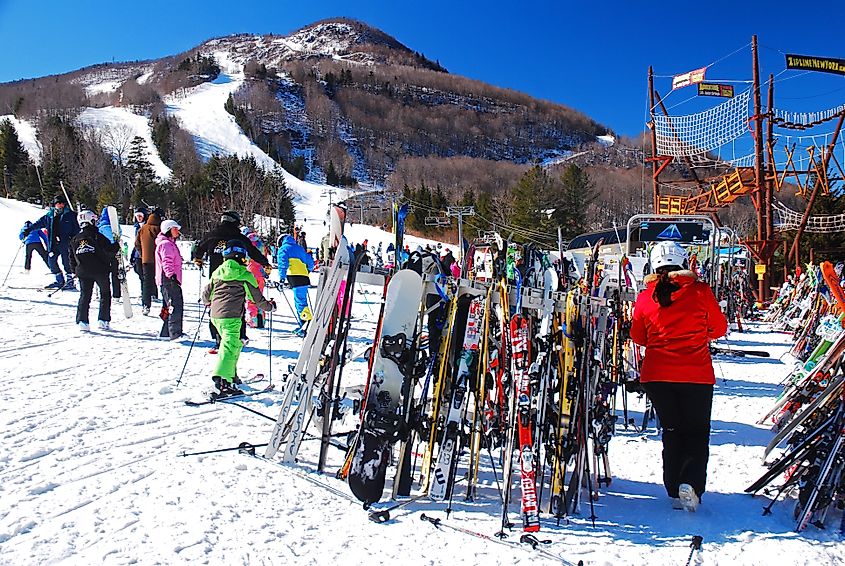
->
[200,18,444,71]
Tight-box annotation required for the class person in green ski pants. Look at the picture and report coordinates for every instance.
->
[202,239,276,397]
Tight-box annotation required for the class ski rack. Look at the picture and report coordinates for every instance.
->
[317,265,640,314]
[421,274,638,313]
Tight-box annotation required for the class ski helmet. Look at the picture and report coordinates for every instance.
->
[221,210,241,224]
[222,239,248,262]
[160,219,181,236]
[650,241,688,271]
[77,210,97,228]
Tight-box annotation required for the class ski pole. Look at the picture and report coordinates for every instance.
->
[684,535,703,566]
[47,274,74,298]
[1,242,24,287]
[268,308,273,387]
[177,305,208,386]
[180,441,268,458]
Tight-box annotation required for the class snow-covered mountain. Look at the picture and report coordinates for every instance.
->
[1,17,628,211]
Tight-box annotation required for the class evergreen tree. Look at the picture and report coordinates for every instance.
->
[553,163,596,239]
[325,161,339,186]
[127,136,158,205]
[151,116,174,166]
[509,166,554,243]
[0,119,38,201]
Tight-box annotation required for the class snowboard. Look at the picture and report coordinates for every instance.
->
[348,269,423,504]
[106,206,133,318]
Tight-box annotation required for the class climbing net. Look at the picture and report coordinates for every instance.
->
[654,88,752,157]
[773,200,845,233]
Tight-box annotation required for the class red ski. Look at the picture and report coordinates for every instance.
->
[510,314,540,532]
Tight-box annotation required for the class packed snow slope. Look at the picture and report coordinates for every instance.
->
[0,196,843,565]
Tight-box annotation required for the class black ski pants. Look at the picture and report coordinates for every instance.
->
[77,274,111,324]
[159,278,184,339]
[141,263,158,308]
[641,381,713,499]
[109,258,121,299]
[24,243,49,270]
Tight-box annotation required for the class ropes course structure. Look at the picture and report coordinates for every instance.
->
[647,35,845,301]
[773,200,845,233]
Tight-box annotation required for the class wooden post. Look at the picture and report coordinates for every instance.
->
[752,35,766,302]
[648,66,659,211]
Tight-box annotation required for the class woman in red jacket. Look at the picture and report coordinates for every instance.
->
[630,241,728,512]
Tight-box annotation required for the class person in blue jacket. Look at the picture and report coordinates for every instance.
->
[19,221,49,273]
[22,193,80,289]
[276,232,314,336]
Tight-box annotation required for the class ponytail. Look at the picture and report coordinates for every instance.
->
[652,267,680,307]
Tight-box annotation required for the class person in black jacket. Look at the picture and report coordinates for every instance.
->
[69,210,119,331]
[192,210,272,350]
[23,193,80,289]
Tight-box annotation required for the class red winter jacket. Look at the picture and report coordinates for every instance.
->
[630,270,728,384]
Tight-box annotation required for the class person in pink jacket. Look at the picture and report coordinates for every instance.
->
[155,220,184,340]
[241,226,270,328]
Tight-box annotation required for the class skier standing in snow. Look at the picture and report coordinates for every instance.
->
[130,208,148,290]
[18,221,49,273]
[134,208,163,315]
[155,219,184,340]
[22,194,79,289]
[69,210,119,331]
[241,226,270,328]
[276,230,314,336]
[192,211,271,350]
[202,240,276,397]
[629,241,728,512]
[96,208,122,303]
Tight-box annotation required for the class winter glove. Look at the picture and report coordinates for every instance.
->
[193,258,204,268]
[270,299,277,312]
[170,275,180,285]
[22,227,32,237]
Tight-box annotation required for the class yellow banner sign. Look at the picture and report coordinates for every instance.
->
[672,66,707,90]
[785,54,845,76]
[698,83,734,98]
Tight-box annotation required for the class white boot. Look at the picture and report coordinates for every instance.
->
[678,484,699,512]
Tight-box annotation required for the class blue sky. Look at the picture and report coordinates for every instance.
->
[0,0,842,137]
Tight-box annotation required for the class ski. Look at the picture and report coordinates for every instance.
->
[184,384,276,407]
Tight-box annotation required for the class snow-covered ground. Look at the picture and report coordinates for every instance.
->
[1,196,842,565]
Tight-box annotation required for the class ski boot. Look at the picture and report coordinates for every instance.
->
[212,377,244,399]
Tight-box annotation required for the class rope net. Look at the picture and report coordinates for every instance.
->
[773,200,845,233]
[654,88,751,157]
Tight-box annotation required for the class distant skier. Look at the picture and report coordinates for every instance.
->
[69,210,119,331]
[192,210,271,350]
[130,207,148,290]
[202,240,275,397]
[276,230,315,336]
[18,221,49,273]
[22,194,79,289]
[155,219,184,340]
[241,226,270,328]
[134,208,163,315]
[629,241,728,513]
